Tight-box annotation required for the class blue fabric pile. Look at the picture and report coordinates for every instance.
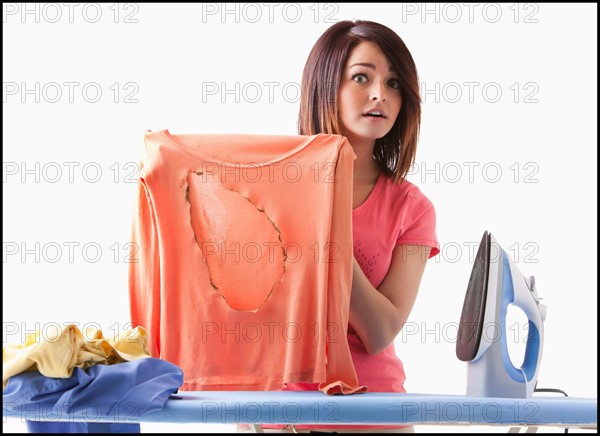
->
[3,358,183,433]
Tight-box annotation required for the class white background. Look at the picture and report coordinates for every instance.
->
[3,3,597,433]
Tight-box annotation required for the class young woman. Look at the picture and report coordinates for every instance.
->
[241,20,440,433]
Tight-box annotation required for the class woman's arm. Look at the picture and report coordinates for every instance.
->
[349,244,431,355]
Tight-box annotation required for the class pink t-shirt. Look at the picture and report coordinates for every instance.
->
[349,171,440,392]
[287,172,439,391]
[280,172,439,429]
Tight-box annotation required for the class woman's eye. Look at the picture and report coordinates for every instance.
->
[352,73,368,83]
[388,79,401,89]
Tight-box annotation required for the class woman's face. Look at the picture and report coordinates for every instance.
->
[338,41,402,147]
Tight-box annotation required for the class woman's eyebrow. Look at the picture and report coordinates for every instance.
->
[348,62,376,70]
[348,62,396,72]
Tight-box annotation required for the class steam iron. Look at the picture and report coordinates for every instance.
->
[456,231,547,398]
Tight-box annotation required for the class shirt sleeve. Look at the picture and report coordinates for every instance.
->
[396,188,440,259]
[128,164,162,358]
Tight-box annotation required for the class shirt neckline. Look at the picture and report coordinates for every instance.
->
[352,171,385,217]
[157,129,321,167]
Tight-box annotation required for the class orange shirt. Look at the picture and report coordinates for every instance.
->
[129,129,366,395]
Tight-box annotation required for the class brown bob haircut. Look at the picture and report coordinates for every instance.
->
[298,20,421,183]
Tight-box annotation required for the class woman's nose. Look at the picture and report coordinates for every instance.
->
[370,81,387,102]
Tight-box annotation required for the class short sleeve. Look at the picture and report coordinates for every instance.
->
[396,189,440,259]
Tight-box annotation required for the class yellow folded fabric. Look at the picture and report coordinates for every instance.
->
[3,324,151,389]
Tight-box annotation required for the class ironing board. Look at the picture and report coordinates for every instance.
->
[4,391,597,429]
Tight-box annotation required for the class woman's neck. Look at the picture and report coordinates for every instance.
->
[351,139,380,184]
